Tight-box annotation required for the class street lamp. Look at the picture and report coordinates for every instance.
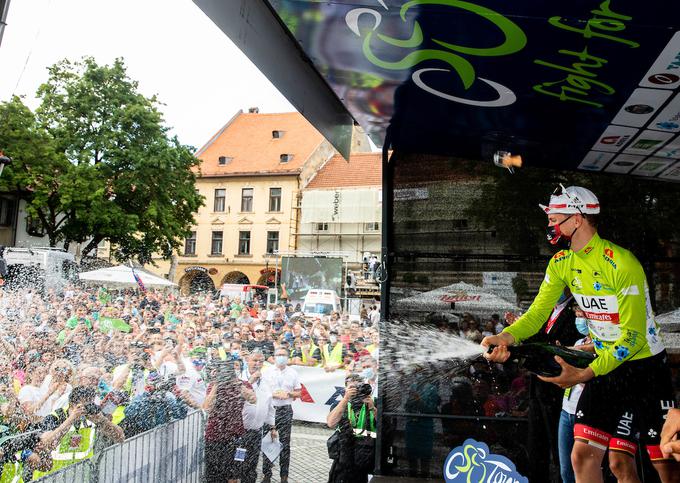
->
[0,152,11,177]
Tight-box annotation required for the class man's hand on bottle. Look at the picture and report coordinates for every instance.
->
[661,408,680,461]
[481,333,515,363]
[537,356,595,389]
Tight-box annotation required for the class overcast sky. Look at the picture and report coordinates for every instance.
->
[0,0,294,149]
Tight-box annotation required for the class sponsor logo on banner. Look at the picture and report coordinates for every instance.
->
[647,73,680,85]
[639,31,680,90]
[592,126,638,153]
[659,161,680,180]
[605,154,645,174]
[443,438,528,483]
[440,294,482,303]
[650,92,680,132]
[346,1,527,107]
[578,151,615,171]
[623,130,674,155]
[574,294,620,323]
[394,188,429,201]
[653,134,680,158]
[632,157,675,177]
[611,88,672,128]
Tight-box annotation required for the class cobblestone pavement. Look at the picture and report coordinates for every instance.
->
[257,422,334,483]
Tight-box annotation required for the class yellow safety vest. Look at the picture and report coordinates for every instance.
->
[218,347,228,361]
[322,343,343,366]
[0,460,21,483]
[301,342,320,366]
[31,411,96,480]
[366,344,377,354]
[109,365,149,425]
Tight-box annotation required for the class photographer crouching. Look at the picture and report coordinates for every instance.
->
[326,374,377,483]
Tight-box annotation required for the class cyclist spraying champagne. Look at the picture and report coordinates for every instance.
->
[482,185,679,483]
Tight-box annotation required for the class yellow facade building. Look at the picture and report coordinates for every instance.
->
[152,109,369,293]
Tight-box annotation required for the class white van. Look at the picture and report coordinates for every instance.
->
[302,289,341,317]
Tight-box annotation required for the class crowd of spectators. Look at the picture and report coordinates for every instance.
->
[0,284,380,482]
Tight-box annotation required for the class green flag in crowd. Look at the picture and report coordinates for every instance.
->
[98,317,131,333]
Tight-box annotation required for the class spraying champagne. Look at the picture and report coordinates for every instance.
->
[486,342,595,377]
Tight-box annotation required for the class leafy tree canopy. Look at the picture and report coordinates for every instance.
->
[0,57,204,264]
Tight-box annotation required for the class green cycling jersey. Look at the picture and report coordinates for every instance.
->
[503,232,664,377]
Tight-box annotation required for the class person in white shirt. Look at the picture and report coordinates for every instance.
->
[17,362,50,414]
[241,350,276,483]
[23,359,73,417]
[369,306,380,326]
[261,348,301,483]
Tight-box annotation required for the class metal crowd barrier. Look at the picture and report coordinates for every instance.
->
[35,410,206,483]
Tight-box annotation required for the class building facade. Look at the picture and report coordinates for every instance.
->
[152,109,370,293]
[298,152,382,265]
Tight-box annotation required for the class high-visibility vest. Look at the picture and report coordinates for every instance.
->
[31,410,96,479]
[109,366,149,424]
[347,402,377,439]
[322,343,343,366]
[301,342,320,366]
[1,460,22,483]
[218,347,227,361]
[366,344,377,354]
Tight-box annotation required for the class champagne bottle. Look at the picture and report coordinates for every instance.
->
[487,342,596,377]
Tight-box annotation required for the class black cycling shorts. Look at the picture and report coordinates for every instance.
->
[573,351,676,461]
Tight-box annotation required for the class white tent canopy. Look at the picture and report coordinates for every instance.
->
[79,265,177,289]
[392,281,519,316]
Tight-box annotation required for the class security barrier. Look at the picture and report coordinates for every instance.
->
[35,410,206,483]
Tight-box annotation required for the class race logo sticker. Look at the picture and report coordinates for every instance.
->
[591,125,638,153]
[578,151,615,171]
[611,88,672,128]
[650,92,680,132]
[631,157,675,177]
[605,154,645,174]
[623,130,674,155]
[639,31,680,90]
[443,438,528,483]
[659,161,680,180]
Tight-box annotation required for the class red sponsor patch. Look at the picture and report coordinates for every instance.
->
[609,437,637,456]
[646,445,669,461]
[583,310,620,323]
[584,246,593,254]
[604,248,614,259]
[553,250,566,259]
[574,424,611,446]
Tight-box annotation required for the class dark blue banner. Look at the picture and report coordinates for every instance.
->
[268,0,680,180]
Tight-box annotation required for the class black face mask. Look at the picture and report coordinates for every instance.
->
[546,216,578,250]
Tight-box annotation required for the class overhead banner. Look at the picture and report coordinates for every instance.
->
[261,0,680,180]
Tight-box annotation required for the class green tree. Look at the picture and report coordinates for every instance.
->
[0,96,73,246]
[23,56,202,263]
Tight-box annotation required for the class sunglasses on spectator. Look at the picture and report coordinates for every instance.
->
[255,329,264,333]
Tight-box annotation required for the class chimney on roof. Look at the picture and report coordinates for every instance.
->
[248,107,260,114]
